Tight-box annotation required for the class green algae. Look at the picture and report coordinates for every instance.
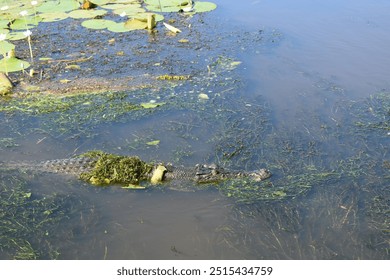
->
[0,90,157,136]
[78,150,154,185]
[350,92,390,133]
[0,137,19,149]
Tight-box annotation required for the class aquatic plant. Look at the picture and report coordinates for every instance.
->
[0,173,98,259]
[18,9,34,62]
[0,0,217,73]
[0,32,8,74]
[78,151,154,185]
[23,29,33,62]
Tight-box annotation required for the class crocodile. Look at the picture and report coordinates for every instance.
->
[0,152,271,186]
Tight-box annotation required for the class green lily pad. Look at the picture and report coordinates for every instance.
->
[0,40,15,53]
[81,19,112,29]
[82,19,137,33]
[0,20,10,29]
[0,4,25,21]
[106,22,130,33]
[193,1,217,13]
[7,31,29,41]
[114,0,142,3]
[9,16,40,30]
[134,12,164,22]
[144,0,189,6]
[145,5,182,13]
[39,12,69,22]
[145,0,216,13]
[37,0,80,13]
[89,0,111,5]
[124,18,148,30]
[112,6,145,17]
[0,29,9,36]
[145,0,191,12]
[101,3,132,10]
[68,9,107,19]
[0,57,30,73]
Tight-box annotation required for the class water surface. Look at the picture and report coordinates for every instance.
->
[0,0,389,259]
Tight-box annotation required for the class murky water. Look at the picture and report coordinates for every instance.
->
[1,0,389,259]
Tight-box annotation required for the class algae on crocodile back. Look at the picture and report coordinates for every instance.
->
[78,151,154,185]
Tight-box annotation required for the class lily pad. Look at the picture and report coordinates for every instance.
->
[89,0,111,5]
[39,12,69,22]
[144,0,189,6]
[37,0,80,13]
[68,9,107,19]
[124,18,148,30]
[0,20,10,29]
[145,5,182,13]
[113,0,142,3]
[145,0,192,12]
[9,16,40,30]
[0,29,9,36]
[112,6,145,17]
[7,31,29,41]
[100,3,132,10]
[134,12,164,22]
[0,57,30,72]
[81,19,112,29]
[106,22,130,33]
[193,1,217,13]
[0,40,15,53]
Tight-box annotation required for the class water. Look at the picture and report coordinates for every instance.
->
[0,0,389,259]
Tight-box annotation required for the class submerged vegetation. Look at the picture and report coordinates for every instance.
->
[0,173,97,259]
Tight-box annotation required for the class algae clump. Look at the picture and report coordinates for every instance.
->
[78,151,154,185]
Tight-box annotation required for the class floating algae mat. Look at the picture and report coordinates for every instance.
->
[78,150,154,185]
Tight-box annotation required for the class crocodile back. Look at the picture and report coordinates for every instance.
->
[0,157,97,176]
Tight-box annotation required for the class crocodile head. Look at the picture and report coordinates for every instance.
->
[194,164,272,183]
[247,168,272,181]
